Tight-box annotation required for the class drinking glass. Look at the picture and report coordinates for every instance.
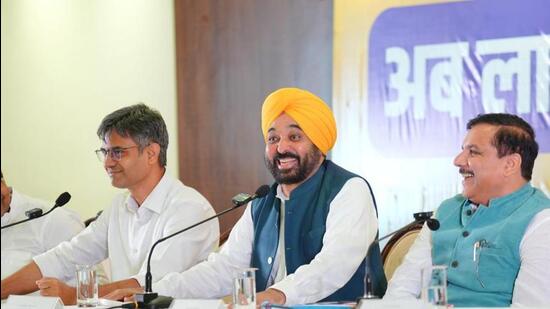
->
[76,264,98,307]
[421,265,447,307]
[232,268,257,309]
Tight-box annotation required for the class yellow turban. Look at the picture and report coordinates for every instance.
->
[261,87,337,155]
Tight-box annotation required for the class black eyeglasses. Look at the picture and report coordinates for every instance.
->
[95,146,139,162]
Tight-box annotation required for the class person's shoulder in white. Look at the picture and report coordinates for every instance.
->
[154,174,218,234]
[10,190,84,243]
[167,176,216,215]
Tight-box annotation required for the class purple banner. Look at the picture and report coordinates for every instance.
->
[368,0,550,157]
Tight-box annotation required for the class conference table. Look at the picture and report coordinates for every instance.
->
[3,295,544,309]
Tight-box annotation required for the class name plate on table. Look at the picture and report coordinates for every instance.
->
[4,295,63,309]
[169,299,225,309]
[356,299,428,309]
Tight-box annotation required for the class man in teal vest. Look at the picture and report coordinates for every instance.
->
[385,113,550,307]
[103,87,386,306]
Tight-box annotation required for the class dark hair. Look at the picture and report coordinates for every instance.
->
[97,104,169,167]
[467,113,538,181]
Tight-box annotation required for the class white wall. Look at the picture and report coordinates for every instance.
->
[1,0,178,219]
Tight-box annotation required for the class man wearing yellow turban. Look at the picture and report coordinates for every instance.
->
[253,88,385,305]
[104,88,386,307]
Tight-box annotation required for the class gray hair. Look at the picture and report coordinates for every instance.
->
[97,103,169,167]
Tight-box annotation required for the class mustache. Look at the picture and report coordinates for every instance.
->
[459,168,473,174]
[273,152,300,162]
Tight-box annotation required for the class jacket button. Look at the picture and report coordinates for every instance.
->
[267,257,273,265]
[451,261,459,268]
[462,231,469,237]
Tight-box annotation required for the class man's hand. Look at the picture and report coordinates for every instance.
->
[256,288,286,307]
[35,278,76,305]
[103,287,144,302]
[1,280,9,299]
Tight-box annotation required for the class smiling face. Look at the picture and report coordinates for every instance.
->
[102,130,153,191]
[264,113,324,192]
[453,124,511,205]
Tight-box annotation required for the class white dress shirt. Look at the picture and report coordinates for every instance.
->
[384,209,550,306]
[1,190,84,280]
[33,173,219,285]
[153,177,378,305]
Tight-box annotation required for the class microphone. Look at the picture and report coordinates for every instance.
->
[232,185,270,206]
[1,192,71,230]
[413,211,440,231]
[357,211,440,303]
[135,185,271,309]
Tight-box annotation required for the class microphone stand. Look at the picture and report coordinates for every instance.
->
[1,192,71,229]
[135,185,270,309]
[357,211,438,305]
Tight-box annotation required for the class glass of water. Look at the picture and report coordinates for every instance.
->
[232,268,257,309]
[76,264,98,307]
[421,265,447,307]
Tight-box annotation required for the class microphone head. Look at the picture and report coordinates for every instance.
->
[254,185,271,198]
[55,192,72,207]
[427,218,440,231]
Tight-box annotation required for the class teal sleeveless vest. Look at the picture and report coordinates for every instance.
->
[433,183,549,307]
[250,160,386,301]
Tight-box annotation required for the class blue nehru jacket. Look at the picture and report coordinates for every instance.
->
[250,160,387,301]
[433,183,550,307]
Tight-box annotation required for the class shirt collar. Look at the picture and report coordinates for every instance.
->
[125,172,172,215]
[276,185,289,201]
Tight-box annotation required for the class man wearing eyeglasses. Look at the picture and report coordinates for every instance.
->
[385,113,550,307]
[1,104,220,305]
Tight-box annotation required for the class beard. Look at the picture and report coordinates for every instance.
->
[265,146,323,185]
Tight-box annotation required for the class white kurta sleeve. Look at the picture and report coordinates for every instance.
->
[33,206,110,282]
[512,209,550,306]
[384,223,432,300]
[152,204,254,299]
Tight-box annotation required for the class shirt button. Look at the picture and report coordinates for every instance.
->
[451,261,459,268]
[267,257,273,265]
[462,231,469,237]
[466,210,472,216]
